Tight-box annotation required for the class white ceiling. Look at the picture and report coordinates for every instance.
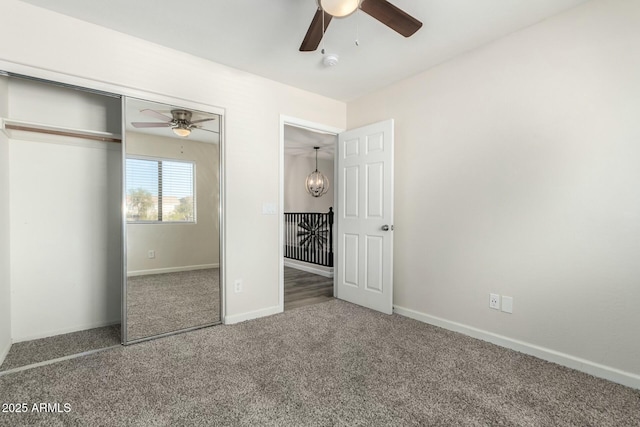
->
[20,0,590,102]
[284,125,336,159]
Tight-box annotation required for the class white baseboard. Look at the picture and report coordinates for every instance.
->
[224,305,282,325]
[394,305,640,390]
[284,259,334,278]
[127,263,219,277]
[12,319,121,343]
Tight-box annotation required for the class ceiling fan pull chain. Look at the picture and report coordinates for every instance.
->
[355,8,360,46]
[321,9,325,54]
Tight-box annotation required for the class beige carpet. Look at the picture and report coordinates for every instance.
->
[126,268,220,341]
[0,300,638,426]
[0,325,121,372]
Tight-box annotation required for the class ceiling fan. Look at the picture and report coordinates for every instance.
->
[300,0,422,52]
[131,109,216,137]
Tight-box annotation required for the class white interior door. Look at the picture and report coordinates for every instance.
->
[336,119,394,314]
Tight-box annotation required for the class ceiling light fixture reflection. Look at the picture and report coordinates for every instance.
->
[172,123,191,137]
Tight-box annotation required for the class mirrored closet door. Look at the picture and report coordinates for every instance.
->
[123,97,221,344]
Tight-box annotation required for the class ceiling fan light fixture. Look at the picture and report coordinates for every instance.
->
[172,124,191,137]
[320,0,359,17]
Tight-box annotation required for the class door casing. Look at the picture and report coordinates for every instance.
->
[280,116,395,315]
[279,116,343,311]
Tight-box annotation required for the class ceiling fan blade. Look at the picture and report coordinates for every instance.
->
[191,126,219,133]
[300,8,333,52]
[360,0,422,37]
[140,109,173,121]
[191,124,219,133]
[190,117,216,125]
[131,122,172,128]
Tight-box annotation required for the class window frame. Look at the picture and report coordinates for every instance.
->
[125,155,197,224]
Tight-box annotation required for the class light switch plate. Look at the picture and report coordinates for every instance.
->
[262,202,277,215]
[501,296,513,314]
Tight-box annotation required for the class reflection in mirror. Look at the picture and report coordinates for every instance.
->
[124,97,221,343]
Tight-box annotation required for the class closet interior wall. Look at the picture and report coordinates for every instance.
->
[1,76,122,351]
[0,77,10,364]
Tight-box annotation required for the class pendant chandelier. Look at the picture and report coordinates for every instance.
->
[305,147,329,197]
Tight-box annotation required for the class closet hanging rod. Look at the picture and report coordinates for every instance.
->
[1,118,122,143]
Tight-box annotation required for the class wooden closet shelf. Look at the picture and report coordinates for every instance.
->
[1,118,122,143]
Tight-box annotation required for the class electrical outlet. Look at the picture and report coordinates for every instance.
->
[489,293,500,310]
[501,296,513,314]
[148,250,155,259]
[234,279,243,293]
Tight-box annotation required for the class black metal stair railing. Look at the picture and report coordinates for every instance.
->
[284,208,333,267]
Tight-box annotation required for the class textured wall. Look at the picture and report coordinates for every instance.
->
[348,0,640,383]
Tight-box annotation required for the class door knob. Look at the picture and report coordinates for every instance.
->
[381,225,393,231]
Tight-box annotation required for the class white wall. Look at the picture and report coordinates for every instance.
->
[126,131,219,274]
[8,78,122,341]
[0,76,11,363]
[348,0,640,385]
[284,154,334,213]
[0,0,346,321]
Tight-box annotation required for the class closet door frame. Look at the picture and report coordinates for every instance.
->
[0,67,227,345]
[121,95,225,344]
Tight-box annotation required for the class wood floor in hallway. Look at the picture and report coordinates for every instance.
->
[284,267,334,310]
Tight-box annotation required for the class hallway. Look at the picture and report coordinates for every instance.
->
[284,267,333,311]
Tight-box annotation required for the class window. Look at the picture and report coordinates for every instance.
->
[126,157,195,223]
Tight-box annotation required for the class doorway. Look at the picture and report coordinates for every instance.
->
[279,116,342,312]
[280,116,396,316]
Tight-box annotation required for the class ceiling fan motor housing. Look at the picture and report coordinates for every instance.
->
[171,110,192,122]
[301,0,422,52]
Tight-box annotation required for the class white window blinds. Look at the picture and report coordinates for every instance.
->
[126,157,195,222]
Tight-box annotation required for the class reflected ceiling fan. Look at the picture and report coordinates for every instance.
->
[300,0,422,52]
[131,109,216,137]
